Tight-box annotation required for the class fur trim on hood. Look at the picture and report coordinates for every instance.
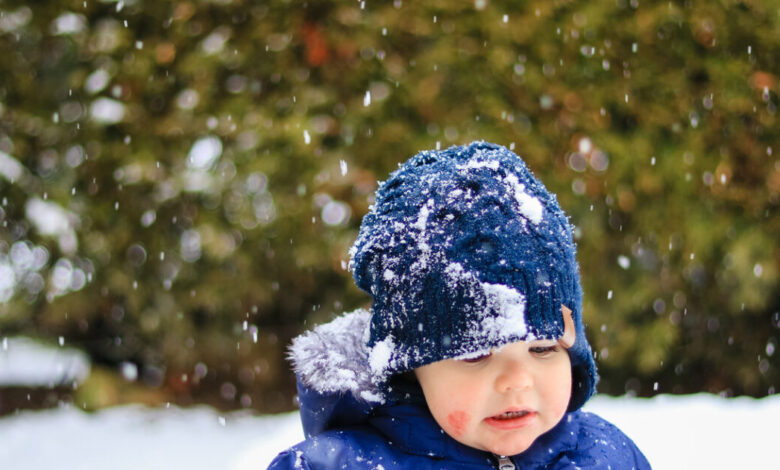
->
[289,309,384,405]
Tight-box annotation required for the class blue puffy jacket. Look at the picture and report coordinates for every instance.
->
[268,310,651,469]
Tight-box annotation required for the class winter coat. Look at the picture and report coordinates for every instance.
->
[268,309,651,470]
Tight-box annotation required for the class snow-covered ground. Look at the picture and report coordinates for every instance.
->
[0,336,90,387]
[1,336,775,468]
[0,393,777,469]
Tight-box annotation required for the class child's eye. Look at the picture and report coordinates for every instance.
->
[460,352,492,363]
[529,345,559,356]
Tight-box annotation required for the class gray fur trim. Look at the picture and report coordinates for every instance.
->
[288,309,384,403]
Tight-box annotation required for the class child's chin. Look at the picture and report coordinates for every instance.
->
[486,438,536,457]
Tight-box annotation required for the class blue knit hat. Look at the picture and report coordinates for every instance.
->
[349,141,598,411]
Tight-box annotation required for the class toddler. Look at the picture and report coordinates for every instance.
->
[269,142,650,469]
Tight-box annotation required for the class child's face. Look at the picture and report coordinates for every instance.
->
[414,339,571,456]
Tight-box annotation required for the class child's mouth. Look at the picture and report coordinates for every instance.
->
[484,410,537,429]
[492,410,531,420]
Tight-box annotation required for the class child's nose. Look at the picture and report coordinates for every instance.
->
[494,359,534,392]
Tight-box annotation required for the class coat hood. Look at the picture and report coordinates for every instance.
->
[289,309,386,437]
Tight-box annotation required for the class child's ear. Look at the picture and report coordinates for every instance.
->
[558,305,576,349]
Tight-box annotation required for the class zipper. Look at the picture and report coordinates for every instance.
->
[495,455,516,470]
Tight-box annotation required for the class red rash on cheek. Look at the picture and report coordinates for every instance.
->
[447,410,470,437]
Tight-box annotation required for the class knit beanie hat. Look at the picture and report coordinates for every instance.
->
[349,141,598,411]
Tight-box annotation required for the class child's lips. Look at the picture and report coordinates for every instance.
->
[484,409,537,429]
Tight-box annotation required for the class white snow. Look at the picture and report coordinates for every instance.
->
[0,404,302,470]
[457,159,500,171]
[442,263,529,343]
[514,190,543,224]
[411,201,431,232]
[480,282,527,339]
[0,337,90,386]
[504,173,543,224]
[456,156,543,225]
[0,393,776,469]
[408,201,433,269]
[583,393,779,469]
[368,336,394,377]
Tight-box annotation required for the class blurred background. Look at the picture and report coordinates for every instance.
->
[0,0,778,417]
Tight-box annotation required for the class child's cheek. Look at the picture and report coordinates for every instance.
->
[446,410,471,437]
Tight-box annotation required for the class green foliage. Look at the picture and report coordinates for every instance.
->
[0,0,778,410]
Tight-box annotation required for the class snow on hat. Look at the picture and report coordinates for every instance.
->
[349,141,598,411]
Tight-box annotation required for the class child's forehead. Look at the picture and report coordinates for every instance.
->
[447,337,560,361]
